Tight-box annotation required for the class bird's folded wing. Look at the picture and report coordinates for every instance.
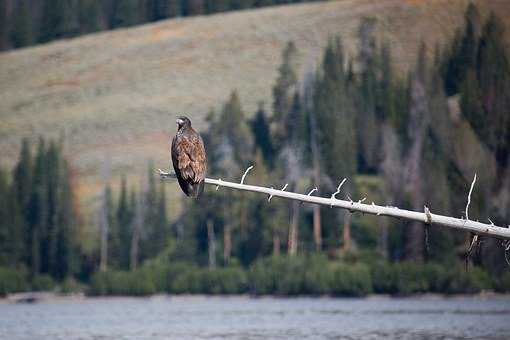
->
[175,136,206,183]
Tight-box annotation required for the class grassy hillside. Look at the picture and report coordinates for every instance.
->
[0,0,509,212]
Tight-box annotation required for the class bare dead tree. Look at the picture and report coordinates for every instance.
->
[158,169,510,244]
[99,158,111,272]
[303,67,322,252]
[207,218,216,269]
[99,186,109,273]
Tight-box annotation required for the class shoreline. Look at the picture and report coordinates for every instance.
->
[2,291,510,304]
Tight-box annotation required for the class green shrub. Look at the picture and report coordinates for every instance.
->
[170,266,203,294]
[393,262,430,295]
[248,256,282,295]
[129,267,157,295]
[32,274,55,291]
[60,277,84,294]
[201,267,248,294]
[495,271,510,293]
[0,267,28,296]
[422,263,451,293]
[302,255,334,295]
[330,263,372,296]
[87,257,496,297]
[162,262,201,294]
[370,261,398,294]
[446,266,493,294]
[89,270,155,296]
[276,256,306,295]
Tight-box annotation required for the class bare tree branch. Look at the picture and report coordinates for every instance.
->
[157,170,510,240]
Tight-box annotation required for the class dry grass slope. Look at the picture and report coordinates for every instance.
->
[0,0,508,212]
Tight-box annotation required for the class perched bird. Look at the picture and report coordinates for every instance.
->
[171,116,207,198]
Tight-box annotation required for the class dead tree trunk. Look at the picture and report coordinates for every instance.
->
[223,222,232,264]
[309,101,322,252]
[288,200,299,256]
[207,218,216,269]
[378,217,389,257]
[273,233,281,256]
[130,180,146,271]
[342,213,352,252]
[99,187,109,272]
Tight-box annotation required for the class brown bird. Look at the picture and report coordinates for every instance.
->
[171,116,207,198]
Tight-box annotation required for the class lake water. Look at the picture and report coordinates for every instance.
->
[1,295,509,339]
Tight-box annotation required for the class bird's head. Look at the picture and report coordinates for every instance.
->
[176,116,191,131]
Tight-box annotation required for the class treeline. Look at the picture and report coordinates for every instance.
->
[0,141,169,290]
[95,164,169,273]
[0,0,324,50]
[0,138,78,282]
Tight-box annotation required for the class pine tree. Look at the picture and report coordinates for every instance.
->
[249,102,274,168]
[116,175,133,270]
[357,18,380,172]
[10,0,32,48]
[79,0,102,33]
[205,0,229,13]
[43,141,61,275]
[0,169,24,268]
[99,184,112,272]
[183,0,205,15]
[272,41,298,145]
[27,138,49,276]
[39,0,67,42]
[151,0,182,20]
[105,183,120,269]
[219,90,253,166]
[314,37,357,252]
[0,168,9,265]
[475,13,510,176]
[55,158,77,279]
[0,0,7,50]
[13,138,32,219]
[141,162,166,260]
[113,0,139,28]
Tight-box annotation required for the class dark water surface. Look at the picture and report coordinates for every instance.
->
[1,295,509,339]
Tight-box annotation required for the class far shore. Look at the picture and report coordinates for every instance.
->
[2,291,510,304]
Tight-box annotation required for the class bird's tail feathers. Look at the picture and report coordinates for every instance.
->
[189,180,205,199]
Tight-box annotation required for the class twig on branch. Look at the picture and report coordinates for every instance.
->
[301,187,318,205]
[240,165,254,185]
[465,173,477,220]
[466,234,479,270]
[307,187,318,196]
[504,240,510,267]
[424,206,432,224]
[268,183,288,202]
[331,178,347,207]
[157,170,510,240]
[464,173,480,270]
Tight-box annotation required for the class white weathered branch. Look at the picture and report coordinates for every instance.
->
[240,165,254,185]
[157,170,510,240]
[465,173,477,220]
